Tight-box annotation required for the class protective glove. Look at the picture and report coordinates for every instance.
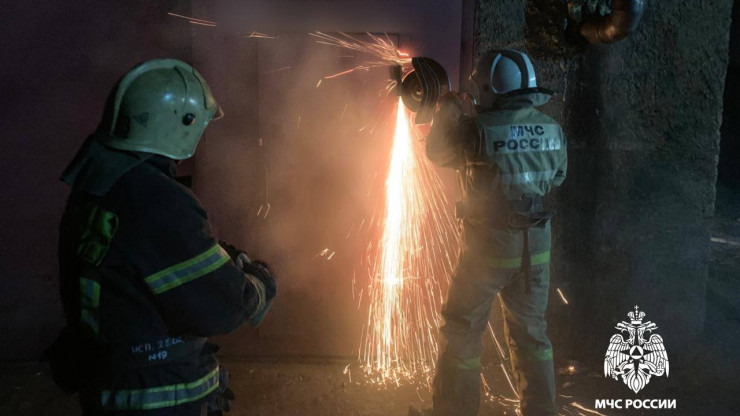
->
[218,241,276,326]
[218,241,242,262]
[242,260,277,327]
[436,92,463,123]
[206,368,235,416]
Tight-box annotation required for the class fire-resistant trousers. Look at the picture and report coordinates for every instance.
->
[433,220,557,416]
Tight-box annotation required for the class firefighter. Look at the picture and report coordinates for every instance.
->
[47,59,276,416]
[426,50,566,416]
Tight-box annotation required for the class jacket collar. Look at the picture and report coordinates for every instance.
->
[146,155,178,178]
[61,135,152,196]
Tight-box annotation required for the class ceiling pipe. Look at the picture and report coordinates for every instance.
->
[580,0,645,44]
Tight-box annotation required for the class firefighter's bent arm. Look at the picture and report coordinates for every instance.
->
[135,177,265,337]
[426,96,479,169]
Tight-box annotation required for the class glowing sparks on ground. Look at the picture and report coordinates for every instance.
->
[361,98,459,384]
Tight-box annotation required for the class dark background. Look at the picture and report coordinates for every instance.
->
[1,2,738,403]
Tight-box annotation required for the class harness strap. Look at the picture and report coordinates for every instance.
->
[521,227,532,294]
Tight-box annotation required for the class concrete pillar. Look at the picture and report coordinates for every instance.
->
[474,0,733,365]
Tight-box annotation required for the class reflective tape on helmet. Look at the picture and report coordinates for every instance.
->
[145,245,230,295]
[484,251,551,269]
[80,278,101,335]
[101,366,219,410]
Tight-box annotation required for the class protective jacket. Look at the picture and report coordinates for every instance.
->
[427,89,567,211]
[54,140,263,413]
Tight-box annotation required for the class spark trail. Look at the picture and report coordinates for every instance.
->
[361,98,459,385]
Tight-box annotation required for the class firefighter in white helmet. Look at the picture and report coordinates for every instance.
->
[425,49,566,416]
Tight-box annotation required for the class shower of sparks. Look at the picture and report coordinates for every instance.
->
[310,32,411,85]
[360,98,459,384]
[313,32,598,416]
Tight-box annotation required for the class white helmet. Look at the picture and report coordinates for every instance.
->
[472,49,537,95]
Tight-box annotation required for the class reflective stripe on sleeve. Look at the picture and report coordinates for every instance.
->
[483,251,551,269]
[101,366,220,410]
[145,245,230,295]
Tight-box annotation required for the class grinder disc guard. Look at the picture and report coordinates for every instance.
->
[400,57,450,125]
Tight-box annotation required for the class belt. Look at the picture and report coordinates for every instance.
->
[457,196,554,294]
[456,196,554,228]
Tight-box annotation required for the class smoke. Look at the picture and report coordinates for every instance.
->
[197,32,399,357]
[186,0,464,358]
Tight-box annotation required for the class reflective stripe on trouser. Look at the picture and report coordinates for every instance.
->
[433,226,556,416]
[100,366,220,411]
[144,245,230,295]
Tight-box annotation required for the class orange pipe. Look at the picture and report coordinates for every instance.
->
[581,0,646,44]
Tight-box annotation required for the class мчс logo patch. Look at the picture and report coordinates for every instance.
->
[604,306,669,393]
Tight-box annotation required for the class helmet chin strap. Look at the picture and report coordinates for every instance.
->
[212,106,225,121]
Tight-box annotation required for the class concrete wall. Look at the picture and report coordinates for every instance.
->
[474,0,733,366]
[720,3,740,187]
[0,0,194,360]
